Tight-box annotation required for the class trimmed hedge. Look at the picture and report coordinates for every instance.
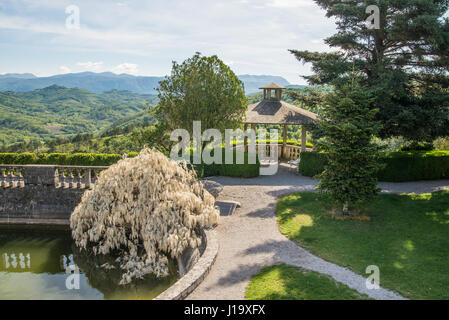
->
[227,139,313,148]
[190,148,260,178]
[0,152,139,166]
[298,151,449,182]
[378,151,449,181]
[0,149,260,178]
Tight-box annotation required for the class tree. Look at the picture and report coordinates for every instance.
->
[317,80,382,215]
[154,53,247,154]
[290,0,449,142]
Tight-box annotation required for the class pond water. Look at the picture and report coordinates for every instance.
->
[0,226,179,300]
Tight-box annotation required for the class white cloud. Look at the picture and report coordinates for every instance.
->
[76,61,103,71]
[0,0,337,84]
[111,63,138,75]
[265,0,314,8]
[59,65,71,73]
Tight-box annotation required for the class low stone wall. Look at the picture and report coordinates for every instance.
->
[0,165,223,225]
[155,227,218,300]
[0,165,106,225]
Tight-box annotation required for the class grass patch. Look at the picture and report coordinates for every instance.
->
[276,191,449,300]
[245,264,370,300]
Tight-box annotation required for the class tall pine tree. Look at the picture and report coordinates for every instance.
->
[318,80,382,215]
[290,0,449,142]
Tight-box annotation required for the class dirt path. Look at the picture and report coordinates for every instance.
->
[187,164,449,300]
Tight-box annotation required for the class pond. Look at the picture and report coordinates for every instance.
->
[0,226,179,300]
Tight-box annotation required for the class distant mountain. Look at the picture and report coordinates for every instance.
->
[0,85,156,146]
[0,72,292,95]
[238,74,291,94]
[0,73,37,79]
[0,72,164,94]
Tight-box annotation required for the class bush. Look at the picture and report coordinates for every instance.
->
[378,151,449,181]
[298,152,327,177]
[0,150,260,178]
[191,147,260,178]
[399,142,434,152]
[0,152,135,166]
[70,148,219,285]
[228,139,313,148]
[298,151,449,182]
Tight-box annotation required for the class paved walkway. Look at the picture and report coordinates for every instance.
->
[187,163,449,300]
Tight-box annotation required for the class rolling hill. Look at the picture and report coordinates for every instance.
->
[0,85,157,146]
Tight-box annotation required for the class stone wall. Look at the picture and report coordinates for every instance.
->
[0,165,105,225]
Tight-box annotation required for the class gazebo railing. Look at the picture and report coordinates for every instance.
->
[234,143,301,161]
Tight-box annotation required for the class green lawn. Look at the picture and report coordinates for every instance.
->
[245,264,369,300]
[276,191,449,300]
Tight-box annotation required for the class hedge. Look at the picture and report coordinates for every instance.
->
[228,139,313,148]
[378,151,449,181]
[189,148,260,178]
[0,149,260,178]
[0,152,138,166]
[298,151,449,182]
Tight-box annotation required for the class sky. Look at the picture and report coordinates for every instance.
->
[0,0,338,84]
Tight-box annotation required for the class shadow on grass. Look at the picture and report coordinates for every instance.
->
[245,264,370,300]
[275,190,449,300]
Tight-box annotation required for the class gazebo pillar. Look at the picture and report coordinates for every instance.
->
[283,124,287,159]
[244,123,248,152]
[301,125,307,152]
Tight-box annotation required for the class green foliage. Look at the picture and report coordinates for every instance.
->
[245,264,369,300]
[225,139,313,148]
[0,150,259,178]
[299,150,449,182]
[378,151,449,181]
[0,153,137,166]
[190,148,260,178]
[298,151,328,177]
[155,53,247,154]
[399,141,434,152]
[290,0,449,141]
[434,137,449,150]
[276,191,449,299]
[317,84,382,213]
[0,85,157,147]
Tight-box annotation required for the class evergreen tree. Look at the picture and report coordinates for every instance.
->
[290,0,449,142]
[318,80,382,215]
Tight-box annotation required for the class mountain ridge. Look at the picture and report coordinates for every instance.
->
[0,72,293,95]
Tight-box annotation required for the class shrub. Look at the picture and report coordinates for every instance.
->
[399,142,434,152]
[378,151,449,181]
[191,147,260,178]
[0,152,137,166]
[298,151,327,177]
[71,148,219,285]
[0,149,260,178]
[298,151,449,182]
[228,139,313,148]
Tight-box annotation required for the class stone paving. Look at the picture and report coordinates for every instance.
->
[187,163,449,300]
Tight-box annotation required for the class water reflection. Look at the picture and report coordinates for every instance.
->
[0,228,179,300]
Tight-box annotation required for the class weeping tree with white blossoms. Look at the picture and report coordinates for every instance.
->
[70,148,219,285]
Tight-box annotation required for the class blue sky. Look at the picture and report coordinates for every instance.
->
[0,0,338,84]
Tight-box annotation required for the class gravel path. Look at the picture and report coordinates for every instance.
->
[187,163,449,300]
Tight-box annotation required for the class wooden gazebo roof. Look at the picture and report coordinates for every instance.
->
[244,83,319,125]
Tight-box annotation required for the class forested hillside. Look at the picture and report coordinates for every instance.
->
[0,86,322,153]
[0,85,157,146]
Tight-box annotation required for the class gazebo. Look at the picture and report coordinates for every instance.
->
[243,83,319,158]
